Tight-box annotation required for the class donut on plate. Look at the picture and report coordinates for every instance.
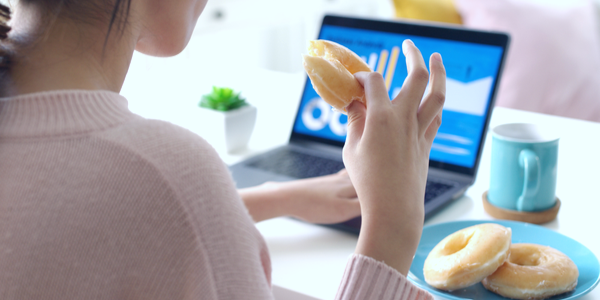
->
[423,223,512,291]
[302,40,372,112]
[483,243,579,300]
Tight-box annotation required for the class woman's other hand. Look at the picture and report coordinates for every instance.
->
[239,169,360,224]
[344,39,446,276]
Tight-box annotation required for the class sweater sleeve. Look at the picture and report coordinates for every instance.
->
[335,254,434,300]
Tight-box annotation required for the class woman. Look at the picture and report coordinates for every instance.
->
[0,0,445,299]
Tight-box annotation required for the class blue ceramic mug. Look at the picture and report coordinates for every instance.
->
[489,123,559,212]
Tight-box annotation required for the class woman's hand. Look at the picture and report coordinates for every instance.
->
[239,169,360,223]
[343,40,446,275]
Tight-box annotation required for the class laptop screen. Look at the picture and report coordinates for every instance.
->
[291,15,508,176]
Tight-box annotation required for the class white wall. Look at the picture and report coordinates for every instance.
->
[174,0,396,73]
[159,0,600,74]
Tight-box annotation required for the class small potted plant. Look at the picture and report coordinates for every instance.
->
[198,86,257,153]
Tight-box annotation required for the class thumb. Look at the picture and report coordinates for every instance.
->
[345,100,366,146]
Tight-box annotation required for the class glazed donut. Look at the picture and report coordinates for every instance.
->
[302,40,372,112]
[423,223,512,291]
[483,243,579,300]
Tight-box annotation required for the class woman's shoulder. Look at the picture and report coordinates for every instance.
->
[116,116,212,145]
[98,115,254,225]
[103,117,222,167]
[97,117,236,197]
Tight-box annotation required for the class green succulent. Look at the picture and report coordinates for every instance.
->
[199,86,248,111]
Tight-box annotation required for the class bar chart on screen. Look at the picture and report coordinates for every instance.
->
[360,46,401,91]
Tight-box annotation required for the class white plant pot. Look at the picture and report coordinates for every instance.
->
[198,105,257,153]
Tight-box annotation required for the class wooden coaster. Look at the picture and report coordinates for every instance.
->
[482,191,560,224]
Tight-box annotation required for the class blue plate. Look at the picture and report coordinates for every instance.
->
[408,220,600,300]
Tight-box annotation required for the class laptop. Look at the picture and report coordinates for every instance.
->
[229,14,510,234]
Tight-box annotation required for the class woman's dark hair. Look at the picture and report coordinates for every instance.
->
[0,0,132,71]
[0,4,11,69]
[0,5,9,39]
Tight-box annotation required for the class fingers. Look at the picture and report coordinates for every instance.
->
[393,40,430,113]
[418,53,446,137]
[345,100,367,146]
[424,108,442,144]
[347,72,390,147]
[354,71,390,114]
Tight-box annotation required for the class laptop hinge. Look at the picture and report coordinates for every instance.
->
[427,167,474,185]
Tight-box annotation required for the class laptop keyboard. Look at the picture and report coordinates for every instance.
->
[248,149,455,202]
[425,180,454,203]
[248,149,345,179]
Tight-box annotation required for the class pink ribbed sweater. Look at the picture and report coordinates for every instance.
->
[0,90,432,300]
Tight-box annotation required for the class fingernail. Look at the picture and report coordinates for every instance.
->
[433,53,443,62]
[402,39,413,54]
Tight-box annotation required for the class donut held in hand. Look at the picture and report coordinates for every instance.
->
[423,223,512,291]
[483,243,579,300]
[302,40,372,112]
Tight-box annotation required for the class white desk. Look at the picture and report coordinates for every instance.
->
[256,107,600,300]
[122,54,600,300]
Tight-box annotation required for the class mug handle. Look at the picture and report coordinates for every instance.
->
[517,149,541,211]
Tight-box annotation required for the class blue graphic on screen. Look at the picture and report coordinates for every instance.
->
[293,25,504,168]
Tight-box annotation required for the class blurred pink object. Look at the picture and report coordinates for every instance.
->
[456,0,600,122]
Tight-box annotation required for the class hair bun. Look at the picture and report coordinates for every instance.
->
[0,4,11,40]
